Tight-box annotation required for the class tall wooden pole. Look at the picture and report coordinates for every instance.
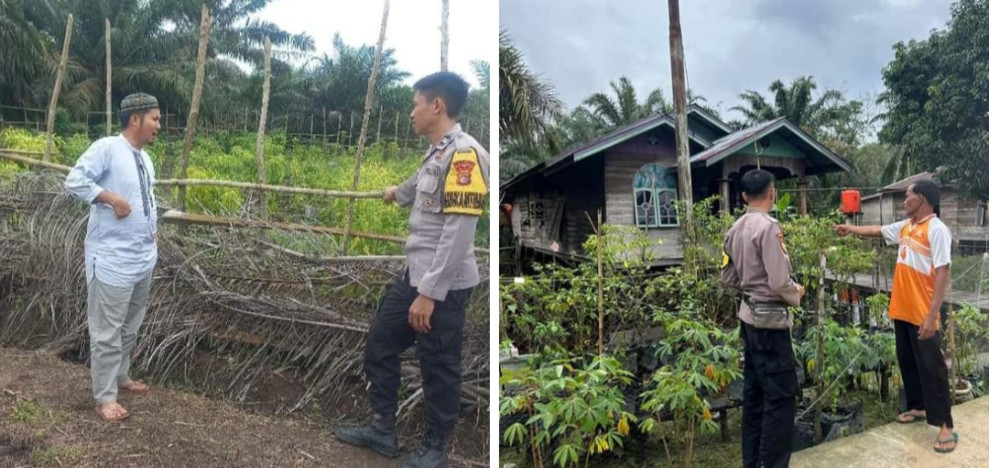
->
[44,14,74,162]
[255,36,272,218]
[376,105,383,143]
[668,0,693,232]
[394,111,400,143]
[177,5,212,211]
[105,18,112,136]
[342,0,390,253]
[440,0,450,71]
[597,209,604,356]
[814,252,827,441]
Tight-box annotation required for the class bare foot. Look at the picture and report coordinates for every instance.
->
[119,380,150,393]
[96,401,130,422]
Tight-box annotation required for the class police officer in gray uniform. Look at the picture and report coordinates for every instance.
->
[335,72,488,468]
[721,170,804,468]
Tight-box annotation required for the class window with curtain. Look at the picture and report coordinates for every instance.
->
[633,164,679,228]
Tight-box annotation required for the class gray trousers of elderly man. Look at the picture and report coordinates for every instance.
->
[87,272,152,404]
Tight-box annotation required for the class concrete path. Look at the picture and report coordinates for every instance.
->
[792,396,989,468]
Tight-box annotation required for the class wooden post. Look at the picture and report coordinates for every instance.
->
[105,18,112,136]
[322,107,327,144]
[44,14,74,162]
[798,176,808,216]
[376,105,383,143]
[597,209,604,356]
[815,252,827,442]
[394,111,400,143]
[342,0,390,253]
[348,112,354,146]
[440,0,450,71]
[667,0,693,231]
[718,178,730,214]
[310,113,314,140]
[177,5,212,211]
[255,36,272,218]
[337,114,342,145]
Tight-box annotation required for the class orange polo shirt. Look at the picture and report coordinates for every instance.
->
[881,214,952,326]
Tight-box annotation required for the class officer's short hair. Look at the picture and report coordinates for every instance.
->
[911,180,940,211]
[741,169,775,200]
[413,72,469,118]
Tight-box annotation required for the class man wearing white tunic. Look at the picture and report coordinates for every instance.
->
[65,93,161,422]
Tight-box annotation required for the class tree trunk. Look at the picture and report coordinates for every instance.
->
[44,14,74,162]
[342,0,391,253]
[255,36,272,218]
[177,5,212,211]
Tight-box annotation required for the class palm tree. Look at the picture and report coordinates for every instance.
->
[6,0,314,119]
[499,29,563,144]
[731,76,846,130]
[583,76,673,128]
[0,0,52,106]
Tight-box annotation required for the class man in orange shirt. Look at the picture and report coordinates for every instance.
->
[834,180,956,453]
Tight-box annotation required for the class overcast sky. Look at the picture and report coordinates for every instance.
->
[258,0,496,88]
[501,0,955,122]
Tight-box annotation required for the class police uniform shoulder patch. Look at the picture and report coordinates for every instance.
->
[443,147,486,216]
[777,231,788,255]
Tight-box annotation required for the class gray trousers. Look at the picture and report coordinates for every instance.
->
[87,272,152,404]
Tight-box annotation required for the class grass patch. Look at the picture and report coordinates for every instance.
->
[9,398,71,427]
[30,445,85,466]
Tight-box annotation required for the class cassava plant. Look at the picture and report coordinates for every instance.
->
[639,308,742,468]
[500,356,637,468]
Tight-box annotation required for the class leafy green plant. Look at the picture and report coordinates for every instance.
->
[952,302,989,377]
[500,356,636,468]
[500,225,662,357]
[640,309,742,468]
[866,293,890,327]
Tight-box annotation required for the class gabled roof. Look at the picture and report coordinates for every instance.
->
[571,112,711,162]
[686,104,734,137]
[689,117,853,175]
[501,113,852,194]
[500,112,711,193]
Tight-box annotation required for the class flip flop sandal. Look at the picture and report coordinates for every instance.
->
[897,413,924,423]
[934,432,958,454]
[96,405,131,423]
[120,381,150,393]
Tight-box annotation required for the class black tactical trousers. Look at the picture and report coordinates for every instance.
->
[894,319,953,428]
[741,322,798,468]
[364,271,473,442]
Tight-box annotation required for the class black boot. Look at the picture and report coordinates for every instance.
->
[402,431,449,468]
[334,413,400,458]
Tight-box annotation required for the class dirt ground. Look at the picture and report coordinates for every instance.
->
[0,348,483,468]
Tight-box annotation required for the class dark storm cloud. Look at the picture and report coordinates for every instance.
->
[501,0,954,121]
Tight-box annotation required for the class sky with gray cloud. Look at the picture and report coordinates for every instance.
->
[258,0,496,88]
[501,0,954,122]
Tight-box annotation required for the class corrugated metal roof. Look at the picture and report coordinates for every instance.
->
[881,171,933,192]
